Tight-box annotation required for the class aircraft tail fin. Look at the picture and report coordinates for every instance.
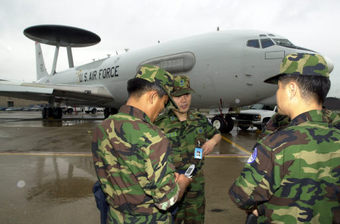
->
[35,42,49,80]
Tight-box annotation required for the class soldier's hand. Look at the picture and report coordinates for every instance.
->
[202,139,216,155]
[252,209,259,217]
[176,173,192,184]
[176,174,192,200]
[174,172,180,182]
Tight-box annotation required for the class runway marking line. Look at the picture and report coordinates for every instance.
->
[221,136,252,155]
[0,136,251,158]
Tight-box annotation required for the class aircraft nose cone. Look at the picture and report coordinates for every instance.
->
[324,56,334,73]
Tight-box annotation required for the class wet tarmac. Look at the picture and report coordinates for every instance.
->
[0,111,260,224]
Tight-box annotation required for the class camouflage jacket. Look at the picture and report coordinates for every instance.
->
[258,113,291,139]
[259,109,340,139]
[229,110,340,223]
[155,109,220,172]
[92,105,179,222]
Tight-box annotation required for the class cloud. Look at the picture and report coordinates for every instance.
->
[0,39,13,52]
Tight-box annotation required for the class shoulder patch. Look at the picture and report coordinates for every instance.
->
[247,147,257,164]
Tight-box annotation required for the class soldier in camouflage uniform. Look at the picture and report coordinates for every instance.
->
[229,53,340,223]
[257,113,290,139]
[155,75,221,224]
[259,109,340,139]
[92,65,192,224]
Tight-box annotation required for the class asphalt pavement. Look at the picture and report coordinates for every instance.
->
[0,111,259,224]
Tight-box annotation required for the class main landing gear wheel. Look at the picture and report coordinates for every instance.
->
[211,115,234,133]
[42,107,63,119]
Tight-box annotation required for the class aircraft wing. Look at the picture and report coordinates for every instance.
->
[0,81,113,106]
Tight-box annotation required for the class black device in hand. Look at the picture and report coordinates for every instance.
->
[245,213,257,224]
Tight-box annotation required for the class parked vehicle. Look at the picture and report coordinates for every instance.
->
[23,105,43,111]
[84,107,103,114]
[5,107,23,111]
[62,106,84,114]
[232,104,277,130]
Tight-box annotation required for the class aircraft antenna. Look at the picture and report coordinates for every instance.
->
[24,25,100,73]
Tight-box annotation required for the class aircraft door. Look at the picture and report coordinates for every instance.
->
[240,39,266,103]
[241,38,283,103]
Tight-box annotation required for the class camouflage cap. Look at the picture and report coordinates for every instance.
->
[135,64,178,108]
[264,53,329,84]
[172,75,195,97]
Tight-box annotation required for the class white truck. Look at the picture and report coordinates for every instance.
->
[232,104,277,131]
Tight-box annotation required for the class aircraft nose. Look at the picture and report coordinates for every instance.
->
[324,56,334,73]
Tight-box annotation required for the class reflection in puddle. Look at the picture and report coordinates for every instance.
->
[13,156,96,203]
[0,111,103,128]
[0,155,98,224]
[27,177,94,202]
[41,120,89,127]
[42,120,63,127]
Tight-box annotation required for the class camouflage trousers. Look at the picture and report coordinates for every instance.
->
[107,206,172,224]
[174,170,205,224]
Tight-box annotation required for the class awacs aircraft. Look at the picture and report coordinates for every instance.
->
[0,25,334,133]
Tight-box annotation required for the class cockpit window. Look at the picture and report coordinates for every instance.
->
[273,38,296,48]
[260,38,274,48]
[247,39,260,48]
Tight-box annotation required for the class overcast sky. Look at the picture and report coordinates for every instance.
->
[0,0,339,96]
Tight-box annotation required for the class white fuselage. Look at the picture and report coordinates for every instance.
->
[37,30,315,109]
